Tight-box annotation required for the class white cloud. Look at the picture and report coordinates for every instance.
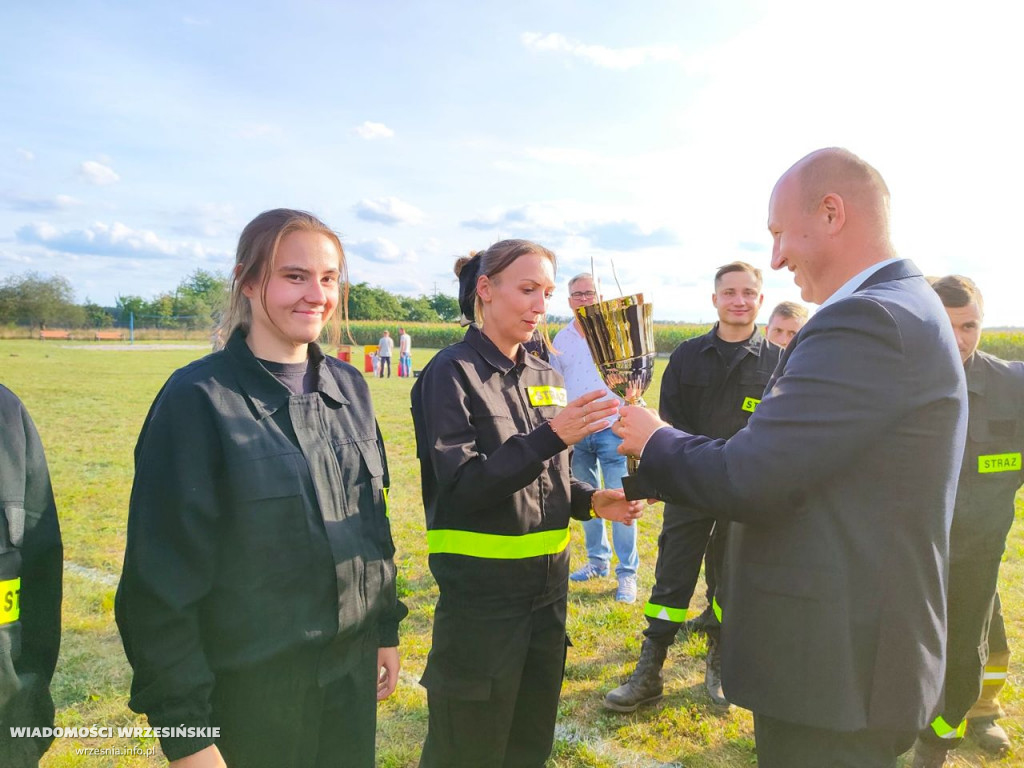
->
[170,203,239,238]
[461,201,678,251]
[353,196,425,226]
[521,32,680,70]
[354,121,395,140]
[345,237,416,265]
[1,193,80,212]
[78,160,120,186]
[16,148,35,161]
[16,220,226,262]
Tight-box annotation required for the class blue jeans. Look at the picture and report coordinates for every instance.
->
[571,427,639,577]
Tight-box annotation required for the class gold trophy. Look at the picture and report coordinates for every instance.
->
[574,292,655,500]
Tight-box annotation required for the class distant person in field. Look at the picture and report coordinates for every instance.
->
[0,385,62,768]
[410,240,643,767]
[765,300,809,348]
[550,272,640,604]
[377,330,393,378]
[116,209,406,768]
[398,327,412,377]
[909,276,1024,767]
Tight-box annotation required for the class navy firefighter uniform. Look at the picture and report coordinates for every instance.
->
[643,324,781,645]
[0,384,62,768]
[411,324,598,767]
[116,330,406,767]
[920,348,1024,747]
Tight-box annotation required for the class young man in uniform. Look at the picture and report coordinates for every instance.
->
[604,261,781,712]
[0,384,63,768]
[765,300,809,349]
[551,273,640,603]
[912,276,1024,767]
[679,299,809,641]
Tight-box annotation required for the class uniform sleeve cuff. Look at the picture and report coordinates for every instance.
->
[528,422,566,461]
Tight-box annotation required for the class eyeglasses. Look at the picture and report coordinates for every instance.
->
[570,290,598,301]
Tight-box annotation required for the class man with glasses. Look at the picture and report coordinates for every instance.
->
[550,273,640,603]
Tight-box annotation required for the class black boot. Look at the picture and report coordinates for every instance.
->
[911,738,951,768]
[604,639,668,712]
[967,716,1010,755]
[705,635,730,711]
[679,605,714,639]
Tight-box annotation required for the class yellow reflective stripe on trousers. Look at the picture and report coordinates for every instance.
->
[930,715,966,739]
[427,527,570,559]
[382,487,390,517]
[0,578,21,625]
[712,595,722,622]
[643,602,687,623]
[983,665,1008,681]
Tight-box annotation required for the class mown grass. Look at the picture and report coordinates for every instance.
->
[0,338,1020,767]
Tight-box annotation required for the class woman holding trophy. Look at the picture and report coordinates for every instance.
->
[410,239,644,766]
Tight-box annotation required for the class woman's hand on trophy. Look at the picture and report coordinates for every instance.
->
[549,389,618,446]
[592,489,646,525]
[612,405,670,459]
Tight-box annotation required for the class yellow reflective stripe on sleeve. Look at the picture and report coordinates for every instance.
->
[983,667,1008,681]
[930,715,967,739]
[527,386,567,408]
[741,397,761,413]
[427,527,570,559]
[382,487,390,518]
[0,578,21,625]
[712,595,722,622]
[643,602,687,623]
[978,453,1022,473]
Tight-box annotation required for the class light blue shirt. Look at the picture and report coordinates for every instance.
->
[817,257,901,311]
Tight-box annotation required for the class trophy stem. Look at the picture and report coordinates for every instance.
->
[623,394,645,478]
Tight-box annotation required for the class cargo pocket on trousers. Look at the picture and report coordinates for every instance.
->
[419,662,493,701]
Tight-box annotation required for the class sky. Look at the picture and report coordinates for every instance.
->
[2,1,1023,326]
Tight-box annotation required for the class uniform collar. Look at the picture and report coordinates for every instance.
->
[465,324,546,375]
[225,328,349,419]
[698,323,767,355]
[964,351,989,397]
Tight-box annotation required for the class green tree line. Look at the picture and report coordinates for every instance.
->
[0,271,461,329]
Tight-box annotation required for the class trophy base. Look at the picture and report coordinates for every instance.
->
[622,472,658,502]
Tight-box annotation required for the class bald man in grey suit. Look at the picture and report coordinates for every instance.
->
[615,148,967,768]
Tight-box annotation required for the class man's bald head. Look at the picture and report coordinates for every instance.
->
[788,148,891,230]
[768,148,897,304]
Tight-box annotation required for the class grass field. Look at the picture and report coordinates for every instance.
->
[2,338,1021,767]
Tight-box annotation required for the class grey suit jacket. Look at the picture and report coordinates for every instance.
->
[638,259,967,731]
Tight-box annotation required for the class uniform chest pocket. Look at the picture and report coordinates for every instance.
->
[738,367,771,387]
[332,438,393,557]
[968,414,1022,474]
[532,404,563,425]
[970,416,1018,442]
[226,454,310,577]
[1,503,25,553]
[471,413,520,452]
